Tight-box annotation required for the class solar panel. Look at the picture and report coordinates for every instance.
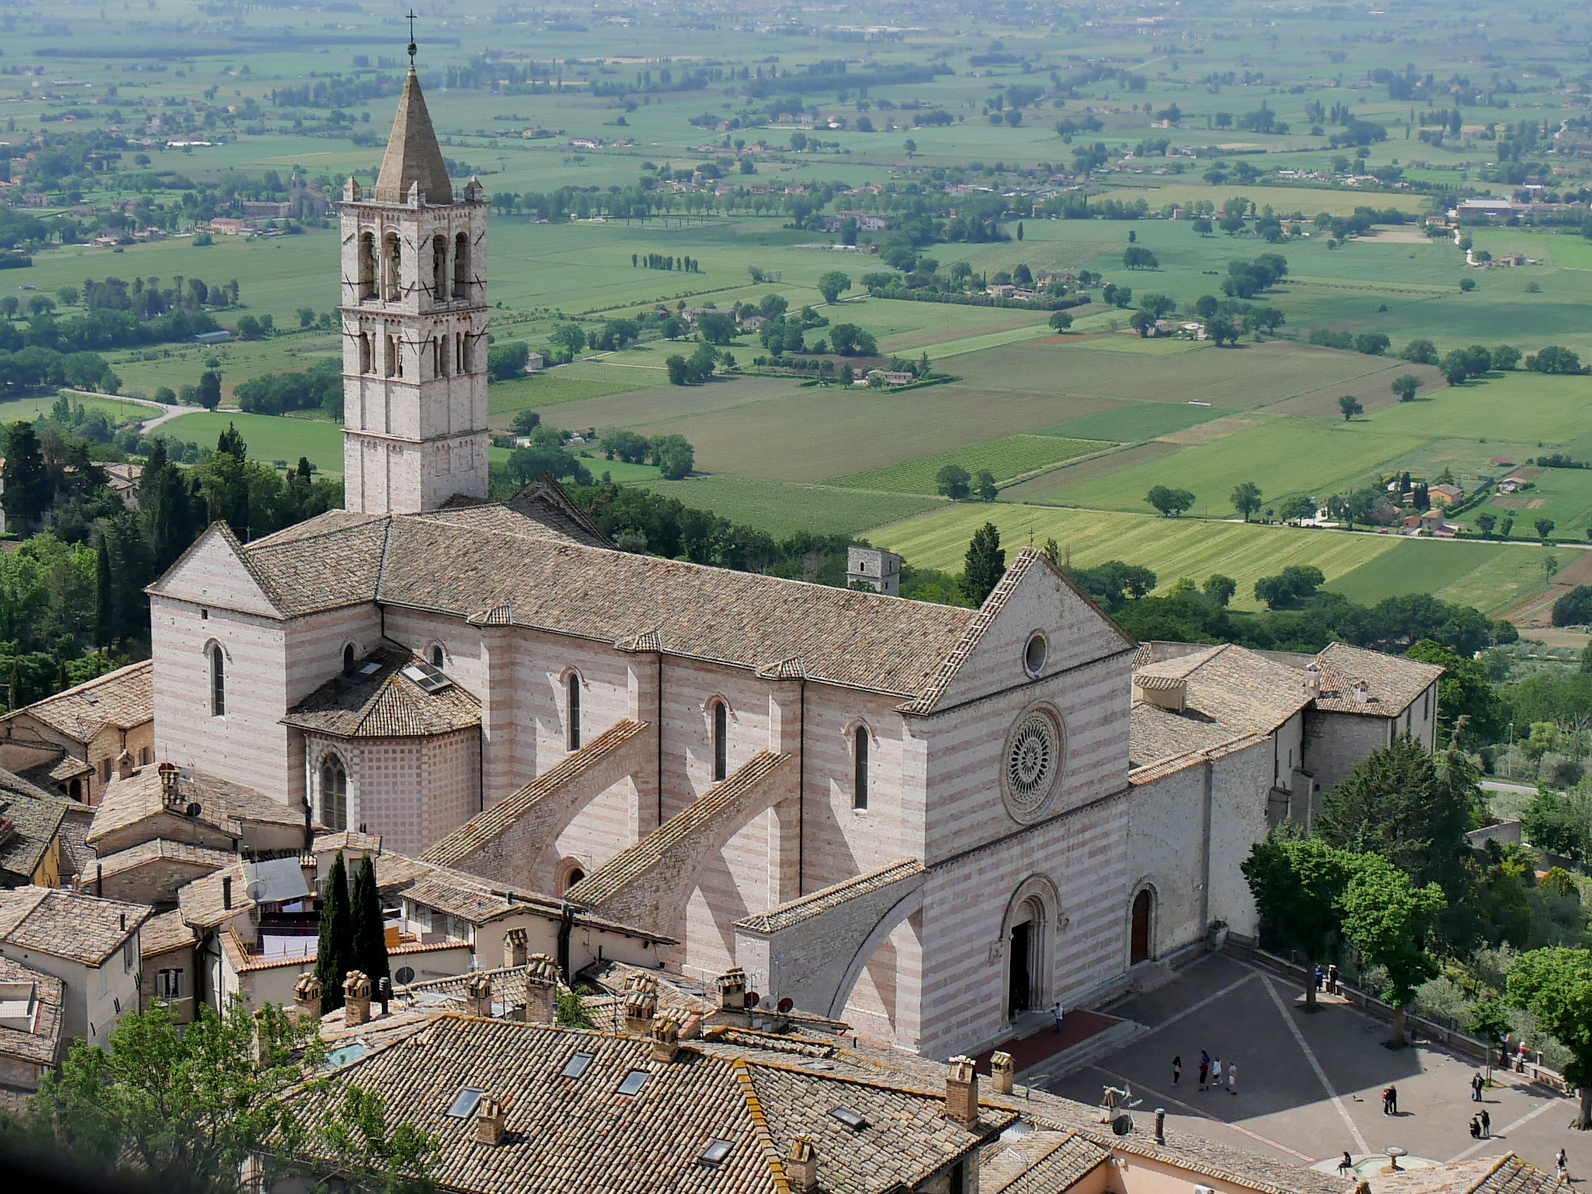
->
[616,1068,649,1096]
[699,1139,734,1167]
[828,1106,868,1130]
[358,662,382,675]
[445,1087,485,1118]
[558,1051,595,1079]
[400,662,454,693]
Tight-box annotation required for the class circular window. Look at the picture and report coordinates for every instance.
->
[1003,708,1063,821]
[1024,633,1048,676]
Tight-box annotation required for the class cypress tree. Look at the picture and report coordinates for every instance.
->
[1,421,54,534]
[960,521,1006,606]
[349,854,390,995]
[314,851,352,1014]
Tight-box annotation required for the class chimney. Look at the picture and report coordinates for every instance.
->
[990,1051,1015,1095]
[623,973,659,1035]
[1303,663,1323,698]
[650,1014,682,1063]
[503,927,528,968]
[785,1135,817,1192]
[299,852,319,892]
[523,954,558,1024]
[157,761,180,806]
[293,972,322,1020]
[221,875,233,910]
[1351,679,1370,706]
[715,966,748,1013]
[464,972,494,1018]
[116,749,135,780]
[473,1095,507,1147]
[342,971,371,1026]
[944,1055,979,1127]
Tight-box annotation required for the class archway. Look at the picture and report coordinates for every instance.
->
[1008,897,1044,1017]
[1131,888,1154,965]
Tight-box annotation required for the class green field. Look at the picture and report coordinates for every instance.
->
[488,367,662,418]
[1038,403,1225,442]
[161,410,345,475]
[0,393,157,425]
[829,435,1107,494]
[1324,539,1555,616]
[637,475,941,538]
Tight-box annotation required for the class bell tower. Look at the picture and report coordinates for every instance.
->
[339,35,488,514]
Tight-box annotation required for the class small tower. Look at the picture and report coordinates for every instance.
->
[339,32,489,514]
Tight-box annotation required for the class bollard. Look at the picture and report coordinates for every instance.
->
[1154,1108,1166,1145]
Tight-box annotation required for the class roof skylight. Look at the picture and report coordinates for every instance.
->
[558,1051,595,1079]
[828,1106,868,1130]
[444,1087,485,1118]
[400,661,454,693]
[699,1139,734,1167]
[616,1068,650,1096]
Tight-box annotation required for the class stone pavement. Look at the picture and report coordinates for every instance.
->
[973,1007,1124,1072]
[1035,953,1590,1181]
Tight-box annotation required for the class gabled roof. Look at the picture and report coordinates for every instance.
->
[87,765,308,849]
[1367,1154,1560,1194]
[0,953,64,1068]
[0,779,70,883]
[374,67,453,204]
[0,886,148,965]
[282,644,481,739]
[1311,642,1443,716]
[1,659,152,744]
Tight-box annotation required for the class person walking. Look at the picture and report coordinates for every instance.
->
[1227,1061,1238,1095]
[1478,1109,1490,1138]
[1051,1001,1066,1036]
[1211,1057,1223,1092]
[1328,963,1339,994]
[1382,1085,1397,1115]
[1172,1056,1182,1086]
[1471,1072,1485,1102]
[1198,1051,1211,1091]
[1555,1149,1569,1183]
[1315,964,1326,991]
[1338,1152,1355,1178]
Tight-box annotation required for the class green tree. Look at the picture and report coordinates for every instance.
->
[1047,310,1074,332]
[1231,481,1263,522]
[1338,394,1363,421]
[314,851,353,1015]
[1,421,53,534]
[1520,784,1592,862]
[1506,947,1592,1128]
[936,464,972,500]
[1145,485,1195,517]
[551,324,587,356]
[1279,494,1317,523]
[2,997,438,1194]
[974,470,998,502]
[1341,854,1446,1045]
[1317,736,1478,900]
[1242,837,1356,1009]
[961,521,1005,605]
[349,854,389,996]
[1406,639,1504,745]
[649,433,695,480]
[1202,574,1237,607]
[1391,374,1422,402]
[487,340,530,381]
[196,369,222,411]
[1553,585,1592,627]
[1535,517,1556,542]
[817,270,851,305]
[509,410,541,437]
[1205,316,1239,346]
[664,354,690,386]
[1129,309,1157,337]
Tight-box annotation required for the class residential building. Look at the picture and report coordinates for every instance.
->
[0,954,64,1096]
[0,661,153,805]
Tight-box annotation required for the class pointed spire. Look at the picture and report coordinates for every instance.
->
[374,66,453,205]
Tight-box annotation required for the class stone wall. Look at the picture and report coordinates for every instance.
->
[1305,709,1392,795]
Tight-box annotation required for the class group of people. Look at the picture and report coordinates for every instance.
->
[1171,1051,1238,1095]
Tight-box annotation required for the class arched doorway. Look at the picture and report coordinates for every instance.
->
[1007,897,1045,1018]
[1130,888,1154,965]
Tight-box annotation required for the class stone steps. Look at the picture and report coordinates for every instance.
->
[1017,1017,1145,1086]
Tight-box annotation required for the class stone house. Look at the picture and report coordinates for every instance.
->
[0,954,64,1095]
[139,908,197,1023]
[0,885,148,1045]
[0,767,70,888]
[1428,483,1463,506]
[0,660,154,805]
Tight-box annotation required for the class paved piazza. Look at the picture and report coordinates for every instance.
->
[1041,954,1590,1180]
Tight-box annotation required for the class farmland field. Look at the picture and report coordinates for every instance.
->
[1037,403,1224,443]
[636,475,941,538]
[487,369,662,418]
[161,410,345,476]
[828,435,1108,494]
[0,394,157,424]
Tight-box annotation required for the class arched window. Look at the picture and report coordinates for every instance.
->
[208,644,225,717]
[430,644,445,669]
[432,338,445,378]
[382,232,401,302]
[342,644,355,674]
[431,234,448,302]
[383,334,397,378]
[68,778,82,802]
[358,231,377,300]
[455,332,467,375]
[454,232,470,300]
[710,700,728,782]
[853,726,869,810]
[566,672,581,751]
[358,331,373,374]
[320,756,348,832]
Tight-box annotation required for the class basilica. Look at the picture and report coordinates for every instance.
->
[140,63,1443,1059]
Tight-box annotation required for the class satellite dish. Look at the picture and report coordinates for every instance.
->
[1112,1114,1134,1137]
[185,802,202,818]
[394,966,414,985]
[777,997,794,1014]
[744,991,761,1009]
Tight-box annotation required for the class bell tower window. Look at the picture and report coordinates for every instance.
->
[432,234,448,302]
[358,331,373,374]
[358,231,377,300]
[454,232,470,301]
[382,232,401,302]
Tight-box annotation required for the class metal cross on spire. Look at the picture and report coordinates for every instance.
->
[406,9,418,63]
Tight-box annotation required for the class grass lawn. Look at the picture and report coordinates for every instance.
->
[161,410,344,475]
[0,393,156,424]
[487,367,663,418]
[637,475,941,538]
[1366,373,1592,444]
[828,435,1108,494]
[1017,417,1429,514]
[1453,467,1592,542]
[871,503,1402,611]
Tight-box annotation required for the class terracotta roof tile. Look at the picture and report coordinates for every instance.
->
[140,908,197,957]
[282,645,480,739]
[87,765,307,848]
[1,660,152,745]
[734,859,924,935]
[0,886,147,965]
[1311,643,1443,716]
[0,953,64,1068]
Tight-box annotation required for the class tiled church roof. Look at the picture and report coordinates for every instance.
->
[282,645,481,739]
